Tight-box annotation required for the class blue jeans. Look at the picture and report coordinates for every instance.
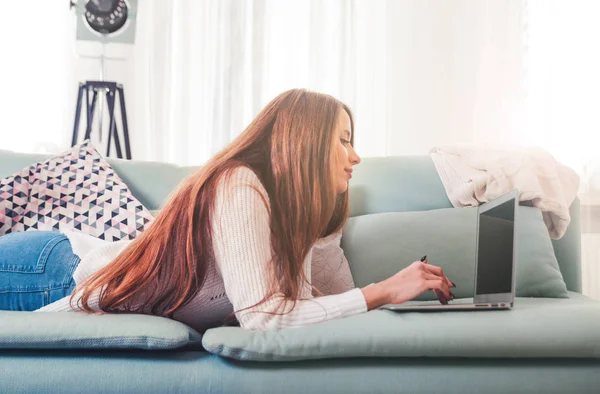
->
[0,231,80,311]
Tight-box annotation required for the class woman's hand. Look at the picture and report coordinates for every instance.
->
[361,261,455,310]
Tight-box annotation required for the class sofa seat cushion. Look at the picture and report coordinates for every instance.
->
[202,292,600,361]
[0,311,202,350]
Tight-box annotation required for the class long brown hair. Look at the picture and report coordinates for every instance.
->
[75,89,355,317]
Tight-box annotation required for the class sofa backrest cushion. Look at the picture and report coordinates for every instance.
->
[342,206,568,299]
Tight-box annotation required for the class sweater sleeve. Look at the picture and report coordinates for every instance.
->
[212,167,367,331]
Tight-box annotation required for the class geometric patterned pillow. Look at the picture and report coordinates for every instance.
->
[0,140,154,241]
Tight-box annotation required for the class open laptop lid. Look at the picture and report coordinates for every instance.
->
[473,189,518,305]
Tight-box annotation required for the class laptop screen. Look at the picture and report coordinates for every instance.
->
[475,197,515,295]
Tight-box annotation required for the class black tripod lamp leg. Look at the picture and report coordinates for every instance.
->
[117,86,132,160]
[105,89,123,159]
[108,89,124,159]
[71,84,84,146]
[112,121,124,160]
[84,85,93,141]
[84,89,99,140]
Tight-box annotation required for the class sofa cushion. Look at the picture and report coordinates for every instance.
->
[0,140,154,241]
[0,311,202,350]
[341,206,568,299]
[202,292,600,361]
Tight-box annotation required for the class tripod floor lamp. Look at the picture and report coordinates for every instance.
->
[71,81,132,159]
[70,0,137,160]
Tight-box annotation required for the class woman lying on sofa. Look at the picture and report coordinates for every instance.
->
[0,89,455,332]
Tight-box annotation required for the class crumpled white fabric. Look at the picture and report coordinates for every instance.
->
[430,143,580,239]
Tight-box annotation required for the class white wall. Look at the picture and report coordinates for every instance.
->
[0,2,74,154]
[0,1,137,159]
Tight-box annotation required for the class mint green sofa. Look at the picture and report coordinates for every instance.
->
[1,149,599,394]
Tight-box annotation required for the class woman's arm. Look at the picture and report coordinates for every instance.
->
[212,167,371,331]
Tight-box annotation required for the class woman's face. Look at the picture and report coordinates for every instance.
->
[333,110,361,194]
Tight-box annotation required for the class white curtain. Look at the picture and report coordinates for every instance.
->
[128,0,526,166]
[0,0,529,166]
[525,0,600,189]
[129,0,362,165]
[2,1,595,174]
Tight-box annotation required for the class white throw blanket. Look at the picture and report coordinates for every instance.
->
[430,144,580,239]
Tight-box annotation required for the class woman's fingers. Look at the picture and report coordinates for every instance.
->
[413,261,455,304]
[421,272,449,299]
[434,289,454,304]
[422,263,455,288]
[424,278,452,302]
[422,272,441,281]
[433,289,449,305]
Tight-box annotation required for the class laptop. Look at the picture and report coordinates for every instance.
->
[381,188,518,312]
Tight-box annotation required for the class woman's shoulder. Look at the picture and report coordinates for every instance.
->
[217,166,268,196]
[223,165,261,182]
